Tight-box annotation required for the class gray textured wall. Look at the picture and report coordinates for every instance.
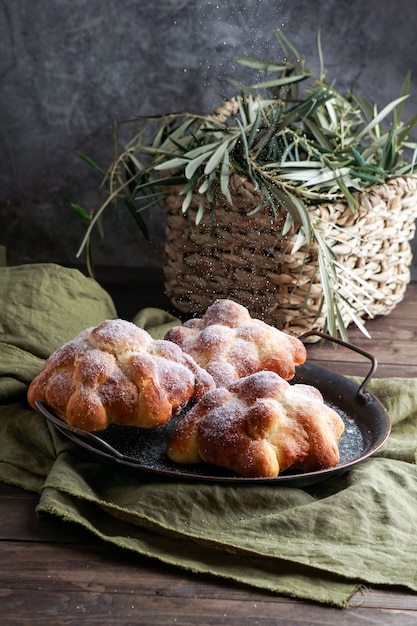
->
[1,0,417,275]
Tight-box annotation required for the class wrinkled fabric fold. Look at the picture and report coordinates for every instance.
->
[1,263,417,608]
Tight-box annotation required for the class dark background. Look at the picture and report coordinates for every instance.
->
[1,0,417,276]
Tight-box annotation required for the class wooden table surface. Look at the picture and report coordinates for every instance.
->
[2,269,417,625]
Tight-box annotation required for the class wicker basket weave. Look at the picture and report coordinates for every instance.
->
[163,173,417,335]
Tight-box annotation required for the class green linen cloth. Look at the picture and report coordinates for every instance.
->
[1,264,417,608]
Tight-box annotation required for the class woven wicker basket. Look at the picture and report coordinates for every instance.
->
[163,173,417,335]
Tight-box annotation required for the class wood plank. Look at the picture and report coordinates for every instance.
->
[0,494,99,544]
[1,540,417,624]
[1,523,417,612]
[348,587,417,611]
[1,586,417,625]
[306,330,417,368]
[301,361,417,379]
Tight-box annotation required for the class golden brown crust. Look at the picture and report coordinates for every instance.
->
[164,299,307,387]
[167,371,345,478]
[27,319,215,431]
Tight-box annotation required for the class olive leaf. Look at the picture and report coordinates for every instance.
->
[77,152,105,174]
[71,203,91,222]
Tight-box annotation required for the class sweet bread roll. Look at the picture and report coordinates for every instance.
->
[165,299,306,387]
[28,319,215,431]
[167,371,345,478]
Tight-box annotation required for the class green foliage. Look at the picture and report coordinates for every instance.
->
[75,30,417,338]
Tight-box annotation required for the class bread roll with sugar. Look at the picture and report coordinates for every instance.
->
[165,299,307,387]
[28,319,215,432]
[167,371,345,478]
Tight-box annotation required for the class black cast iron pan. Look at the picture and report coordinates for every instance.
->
[36,331,391,487]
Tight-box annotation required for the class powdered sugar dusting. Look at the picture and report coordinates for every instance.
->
[164,299,306,387]
[29,318,215,431]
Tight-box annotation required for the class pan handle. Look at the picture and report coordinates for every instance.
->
[36,400,127,460]
[299,330,378,404]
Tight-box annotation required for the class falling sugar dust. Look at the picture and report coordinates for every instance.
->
[195,1,293,111]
